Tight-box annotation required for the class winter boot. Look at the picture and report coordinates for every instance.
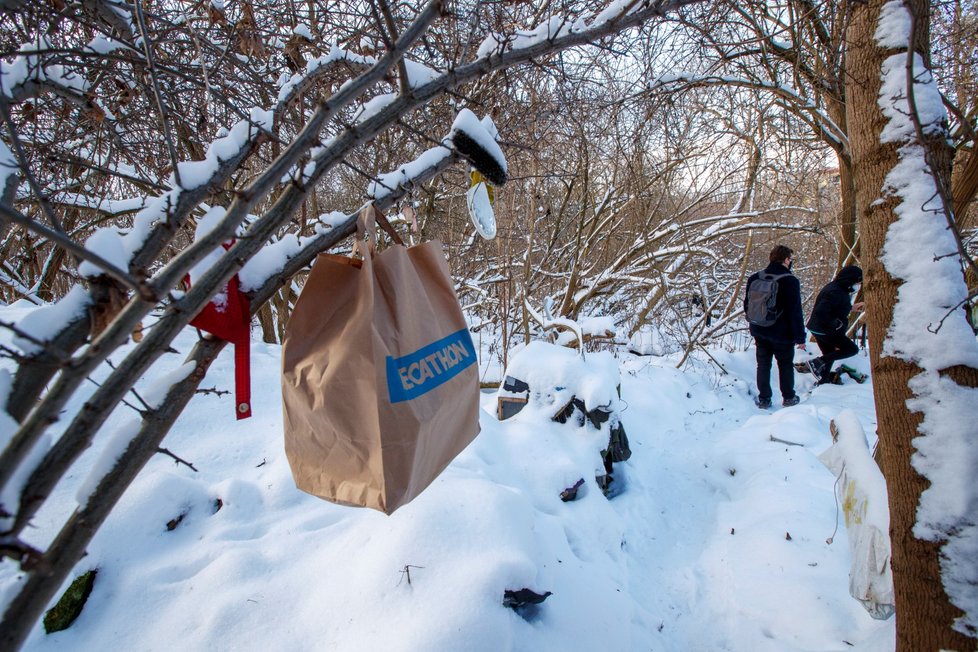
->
[807,357,827,379]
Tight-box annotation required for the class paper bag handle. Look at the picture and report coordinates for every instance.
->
[354,203,404,258]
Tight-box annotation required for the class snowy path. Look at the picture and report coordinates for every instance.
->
[613,360,736,649]
[612,352,893,651]
[0,326,896,651]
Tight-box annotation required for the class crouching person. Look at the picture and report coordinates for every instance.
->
[806,265,864,385]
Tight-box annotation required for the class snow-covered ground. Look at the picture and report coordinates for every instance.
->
[1,302,895,650]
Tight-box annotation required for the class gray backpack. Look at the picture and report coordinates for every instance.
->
[746,272,790,326]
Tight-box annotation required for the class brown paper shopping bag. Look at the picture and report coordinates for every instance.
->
[281,208,481,514]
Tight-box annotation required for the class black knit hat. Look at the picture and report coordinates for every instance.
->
[837,265,863,287]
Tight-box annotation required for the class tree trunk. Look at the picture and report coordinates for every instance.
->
[836,157,859,267]
[257,302,277,344]
[826,98,860,269]
[952,148,978,231]
[846,1,978,649]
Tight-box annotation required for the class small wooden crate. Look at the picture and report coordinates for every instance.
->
[497,396,528,420]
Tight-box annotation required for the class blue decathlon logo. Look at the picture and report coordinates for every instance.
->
[386,328,477,403]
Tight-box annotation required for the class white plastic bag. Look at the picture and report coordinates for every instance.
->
[818,410,895,620]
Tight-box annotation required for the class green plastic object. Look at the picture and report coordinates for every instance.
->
[43,569,97,634]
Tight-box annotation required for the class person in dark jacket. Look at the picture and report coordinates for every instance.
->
[744,245,807,408]
[806,265,864,384]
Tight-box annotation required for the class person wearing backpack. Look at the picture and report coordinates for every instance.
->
[744,245,806,408]
[805,265,864,384]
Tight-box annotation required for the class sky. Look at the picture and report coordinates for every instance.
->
[0,300,896,651]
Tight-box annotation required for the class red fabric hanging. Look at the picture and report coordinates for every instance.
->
[188,246,252,419]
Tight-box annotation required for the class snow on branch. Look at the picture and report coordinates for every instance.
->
[77,108,273,280]
[368,145,452,202]
[651,72,848,153]
[476,0,655,58]
[11,285,91,356]
[46,193,147,218]
[0,37,92,106]
[245,136,461,294]
[275,46,376,113]
[525,297,585,357]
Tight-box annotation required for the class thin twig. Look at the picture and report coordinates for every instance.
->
[195,386,230,396]
[157,447,198,472]
[132,0,183,188]
[0,319,69,360]
[85,374,145,414]
[0,538,44,566]
[375,0,411,96]
[106,359,152,412]
[0,98,66,234]
[0,202,145,297]
[398,564,424,586]
[693,342,729,375]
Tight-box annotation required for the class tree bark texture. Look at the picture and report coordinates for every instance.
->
[846,0,977,649]
[826,98,860,269]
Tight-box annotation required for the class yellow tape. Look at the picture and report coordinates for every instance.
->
[469,170,494,204]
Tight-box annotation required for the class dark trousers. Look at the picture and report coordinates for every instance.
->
[814,334,859,369]
[755,337,796,400]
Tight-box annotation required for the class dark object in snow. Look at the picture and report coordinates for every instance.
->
[837,364,867,384]
[503,588,552,610]
[451,130,507,186]
[498,362,631,501]
[166,510,188,531]
[794,361,814,374]
[497,375,530,420]
[785,532,793,541]
[605,421,631,463]
[44,569,97,634]
[553,397,586,426]
[796,361,865,385]
[502,376,529,393]
[552,396,631,496]
[807,357,828,380]
[586,405,611,428]
[560,478,585,502]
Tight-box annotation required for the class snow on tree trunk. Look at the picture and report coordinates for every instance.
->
[846,0,978,648]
